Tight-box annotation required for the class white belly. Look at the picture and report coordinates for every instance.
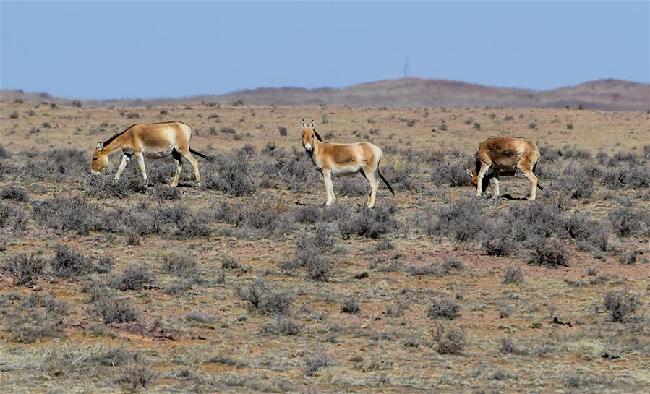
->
[332,165,362,176]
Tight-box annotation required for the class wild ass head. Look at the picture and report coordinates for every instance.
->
[465,165,493,193]
[91,142,109,175]
[465,167,478,188]
[301,119,322,152]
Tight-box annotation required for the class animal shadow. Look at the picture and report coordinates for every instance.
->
[500,193,528,201]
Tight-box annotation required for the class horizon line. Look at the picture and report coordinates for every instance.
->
[1,77,648,102]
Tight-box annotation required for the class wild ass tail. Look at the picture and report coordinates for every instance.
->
[377,158,395,195]
[189,148,214,162]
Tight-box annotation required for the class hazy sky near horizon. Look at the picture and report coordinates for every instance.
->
[1,1,648,99]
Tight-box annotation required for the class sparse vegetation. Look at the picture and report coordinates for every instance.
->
[1,103,647,392]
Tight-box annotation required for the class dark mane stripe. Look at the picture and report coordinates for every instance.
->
[103,124,136,146]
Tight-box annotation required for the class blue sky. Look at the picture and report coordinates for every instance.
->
[1,1,648,99]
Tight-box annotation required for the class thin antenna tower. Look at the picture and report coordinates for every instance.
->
[403,56,411,78]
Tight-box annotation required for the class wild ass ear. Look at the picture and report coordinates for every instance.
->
[302,119,307,128]
[96,142,104,151]
[310,119,315,128]
[465,168,472,177]
[314,130,322,142]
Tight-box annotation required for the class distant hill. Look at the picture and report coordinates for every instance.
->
[2,78,648,110]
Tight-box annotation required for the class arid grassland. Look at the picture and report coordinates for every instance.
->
[1,100,649,393]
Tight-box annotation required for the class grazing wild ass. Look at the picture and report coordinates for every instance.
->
[466,136,542,200]
[301,119,394,208]
[91,121,212,187]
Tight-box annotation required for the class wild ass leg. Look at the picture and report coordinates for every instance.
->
[114,154,130,182]
[493,169,501,197]
[136,153,148,183]
[182,152,201,187]
[364,169,379,208]
[322,169,335,206]
[476,163,491,197]
[521,170,538,201]
[170,149,183,187]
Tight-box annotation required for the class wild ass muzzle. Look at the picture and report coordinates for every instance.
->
[466,136,543,200]
[91,121,212,187]
[301,119,394,208]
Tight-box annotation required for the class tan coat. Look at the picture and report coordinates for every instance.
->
[468,136,542,200]
[302,120,394,207]
[91,121,212,187]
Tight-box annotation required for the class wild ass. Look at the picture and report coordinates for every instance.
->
[91,121,212,187]
[466,136,542,200]
[301,119,394,208]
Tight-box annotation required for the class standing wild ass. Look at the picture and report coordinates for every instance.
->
[466,136,542,200]
[301,120,394,208]
[91,121,212,187]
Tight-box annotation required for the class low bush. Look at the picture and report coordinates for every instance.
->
[434,324,465,355]
[262,315,301,336]
[41,346,131,376]
[338,205,398,239]
[4,253,45,286]
[341,296,360,314]
[556,164,596,199]
[0,185,29,201]
[504,202,564,245]
[94,295,139,323]
[483,234,517,257]
[430,155,473,187]
[9,312,63,343]
[32,196,101,235]
[502,267,524,284]
[529,238,568,267]
[204,152,257,196]
[428,296,461,319]
[500,337,528,355]
[112,263,153,291]
[603,290,639,322]
[293,205,322,224]
[564,214,609,252]
[260,148,317,192]
[236,279,293,315]
[152,184,181,201]
[118,356,156,390]
[608,207,649,238]
[160,251,198,278]
[282,236,332,281]
[51,245,93,278]
[383,162,425,192]
[603,165,650,189]
[304,347,330,376]
[215,199,294,238]
[432,198,488,242]
[0,203,28,231]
